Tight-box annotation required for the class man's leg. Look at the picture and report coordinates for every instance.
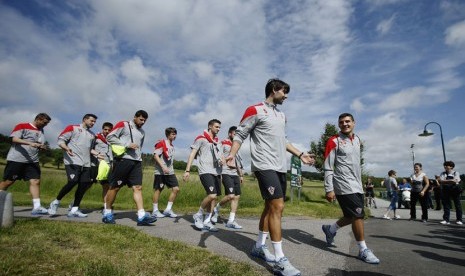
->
[133,185,144,210]
[0,180,14,191]
[105,186,120,210]
[152,188,162,211]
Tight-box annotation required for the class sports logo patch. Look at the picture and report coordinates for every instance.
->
[70,174,75,179]
[268,187,275,195]
[356,207,362,214]
[12,175,18,180]
[229,188,233,193]
[117,180,123,186]
[209,186,214,192]
[160,184,164,188]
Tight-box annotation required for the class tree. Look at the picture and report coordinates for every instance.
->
[309,122,365,174]
[310,123,338,173]
[52,149,64,169]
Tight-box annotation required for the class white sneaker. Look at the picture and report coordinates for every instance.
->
[48,201,59,215]
[394,215,401,220]
[273,257,301,276]
[193,213,204,230]
[456,221,463,225]
[31,206,48,215]
[67,210,88,218]
[151,210,165,218]
[382,215,391,220]
[225,220,243,229]
[163,209,178,218]
[440,220,450,225]
[211,211,219,223]
[202,221,219,232]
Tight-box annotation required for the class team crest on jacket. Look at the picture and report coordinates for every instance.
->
[268,187,275,195]
[70,174,75,179]
[209,186,214,192]
[356,207,362,214]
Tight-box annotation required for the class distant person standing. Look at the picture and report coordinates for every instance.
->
[321,113,380,264]
[382,170,400,220]
[0,113,51,215]
[212,126,244,229]
[48,114,100,218]
[437,161,462,225]
[226,79,315,275]
[183,119,222,232]
[364,177,377,208]
[151,127,180,219]
[102,110,156,226]
[410,163,430,222]
[431,177,442,210]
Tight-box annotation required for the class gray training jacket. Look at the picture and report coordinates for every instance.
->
[234,101,288,173]
[324,132,363,195]
[106,120,145,162]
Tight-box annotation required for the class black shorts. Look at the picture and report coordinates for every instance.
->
[254,170,286,200]
[90,165,98,183]
[365,190,375,198]
[3,161,41,181]
[65,165,92,183]
[222,174,241,196]
[109,159,143,188]
[153,174,179,190]
[199,174,221,195]
[336,193,365,218]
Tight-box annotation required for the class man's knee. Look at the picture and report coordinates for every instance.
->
[172,186,180,193]
[207,193,217,200]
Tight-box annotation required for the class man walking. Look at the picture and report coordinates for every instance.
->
[102,110,155,226]
[183,119,222,232]
[151,127,180,219]
[212,126,244,229]
[321,113,380,264]
[48,114,99,217]
[226,79,314,276]
[0,113,51,215]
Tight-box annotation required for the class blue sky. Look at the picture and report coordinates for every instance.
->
[1,0,464,178]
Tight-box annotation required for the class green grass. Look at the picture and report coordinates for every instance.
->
[0,218,263,276]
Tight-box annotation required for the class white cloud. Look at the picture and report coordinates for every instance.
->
[376,14,396,35]
[445,20,465,46]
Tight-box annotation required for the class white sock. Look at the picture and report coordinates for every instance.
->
[153,203,159,211]
[357,240,367,252]
[53,199,61,205]
[272,240,285,260]
[197,207,204,215]
[228,212,236,223]
[166,201,173,211]
[256,231,268,248]
[32,198,41,209]
[137,209,146,219]
[329,223,340,234]
[103,208,112,215]
[71,206,79,213]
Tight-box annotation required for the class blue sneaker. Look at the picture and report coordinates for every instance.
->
[358,248,380,264]
[102,213,115,224]
[322,224,336,246]
[137,213,157,226]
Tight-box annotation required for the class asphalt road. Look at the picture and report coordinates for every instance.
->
[12,197,465,276]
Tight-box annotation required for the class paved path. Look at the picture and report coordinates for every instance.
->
[13,197,465,276]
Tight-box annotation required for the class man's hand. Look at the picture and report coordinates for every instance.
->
[127,143,139,150]
[301,152,316,166]
[183,172,190,182]
[326,191,336,202]
[225,155,236,168]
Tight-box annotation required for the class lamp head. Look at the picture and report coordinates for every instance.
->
[418,130,434,137]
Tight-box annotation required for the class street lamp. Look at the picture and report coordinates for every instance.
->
[410,144,415,169]
[418,121,446,163]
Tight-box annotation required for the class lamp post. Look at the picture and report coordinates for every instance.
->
[410,144,415,169]
[418,121,446,163]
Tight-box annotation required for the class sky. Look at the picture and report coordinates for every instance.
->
[1,0,464,178]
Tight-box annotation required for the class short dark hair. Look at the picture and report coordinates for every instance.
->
[135,110,148,119]
[102,122,113,129]
[265,78,290,98]
[83,114,98,121]
[208,119,221,128]
[338,113,354,121]
[228,126,237,134]
[443,161,455,168]
[35,113,51,121]
[165,127,177,137]
[388,170,396,176]
[414,163,422,168]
